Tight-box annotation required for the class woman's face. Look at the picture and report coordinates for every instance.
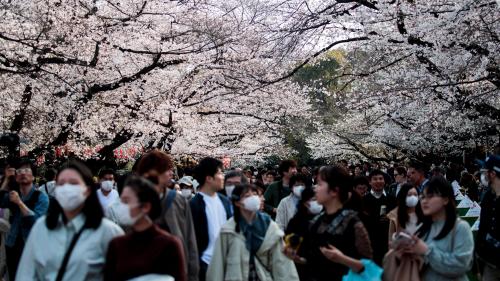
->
[420,190,448,216]
[235,190,259,209]
[315,176,332,205]
[407,188,418,197]
[121,186,144,218]
[56,169,90,197]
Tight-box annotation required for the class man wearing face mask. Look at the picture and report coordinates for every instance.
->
[264,160,298,218]
[0,159,49,281]
[222,170,248,199]
[276,174,308,231]
[477,155,500,281]
[97,169,119,213]
[178,176,195,200]
[190,158,232,281]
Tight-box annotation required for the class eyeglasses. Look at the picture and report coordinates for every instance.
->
[16,168,32,175]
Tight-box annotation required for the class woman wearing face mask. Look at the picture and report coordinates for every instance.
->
[285,187,322,280]
[207,184,299,281]
[104,176,186,281]
[387,184,424,243]
[16,161,124,281]
[276,174,308,231]
[288,166,374,281]
[403,176,474,281]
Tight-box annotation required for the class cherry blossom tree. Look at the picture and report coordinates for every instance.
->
[0,0,312,161]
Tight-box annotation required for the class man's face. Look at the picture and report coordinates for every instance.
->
[207,168,225,191]
[16,165,34,186]
[394,171,406,184]
[370,174,385,192]
[225,176,242,186]
[4,167,15,177]
[407,167,424,186]
[354,184,368,197]
[158,169,174,188]
[265,174,275,184]
[284,167,297,179]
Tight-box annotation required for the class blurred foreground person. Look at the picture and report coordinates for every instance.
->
[16,161,123,281]
[104,176,186,281]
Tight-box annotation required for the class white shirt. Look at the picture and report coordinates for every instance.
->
[97,189,119,212]
[39,181,56,197]
[200,192,227,265]
[16,214,124,281]
[275,194,299,231]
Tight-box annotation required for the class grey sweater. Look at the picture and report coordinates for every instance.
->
[422,219,474,281]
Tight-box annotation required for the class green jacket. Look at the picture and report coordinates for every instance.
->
[263,181,290,216]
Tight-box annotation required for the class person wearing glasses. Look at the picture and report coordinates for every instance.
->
[389,167,407,198]
[0,158,49,280]
[403,176,474,281]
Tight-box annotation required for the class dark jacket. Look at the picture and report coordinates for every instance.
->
[476,189,500,267]
[362,192,396,265]
[263,181,290,216]
[190,192,232,258]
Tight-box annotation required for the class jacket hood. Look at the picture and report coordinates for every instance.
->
[220,216,284,253]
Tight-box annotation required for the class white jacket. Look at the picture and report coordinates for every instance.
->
[207,217,299,281]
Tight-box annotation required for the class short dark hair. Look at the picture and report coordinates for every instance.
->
[409,160,428,174]
[124,176,161,220]
[194,157,223,186]
[15,158,36,176]
[278,160,297,176]
[44,168,58,181]
[368,169,385,181]
[353,176,370,187]
[395,167,407,177]
[289,174,308,188]
[318,166,352,203]
[136,150,174,175]
[224,170,248,184]
[98,168,115,179]
[47,160,104,230]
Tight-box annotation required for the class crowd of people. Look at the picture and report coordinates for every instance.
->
[0,149,498,281]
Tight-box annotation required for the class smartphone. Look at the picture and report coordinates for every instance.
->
[285,233,303,252]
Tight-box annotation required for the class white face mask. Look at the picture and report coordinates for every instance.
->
[111,201,142,226]
[181,189,192,198]
[225,185,235,198]
[55,184,87,211]
[406,195,419,208]
[242,195,261,212]
[101,180,114,192]
[293,185,305,198]
[308,200,323,214]
[481,173,489,187]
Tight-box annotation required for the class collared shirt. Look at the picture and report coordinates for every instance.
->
[0,186,49,247]
[370,189,387,199]
[16,214,124,281]
[418,179,430,193]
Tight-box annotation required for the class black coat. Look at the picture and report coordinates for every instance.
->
[189,192,232,259]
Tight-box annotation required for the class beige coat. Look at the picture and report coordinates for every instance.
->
[207,217,299,281]
[162,194,199,281]
[387,208,400,244]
